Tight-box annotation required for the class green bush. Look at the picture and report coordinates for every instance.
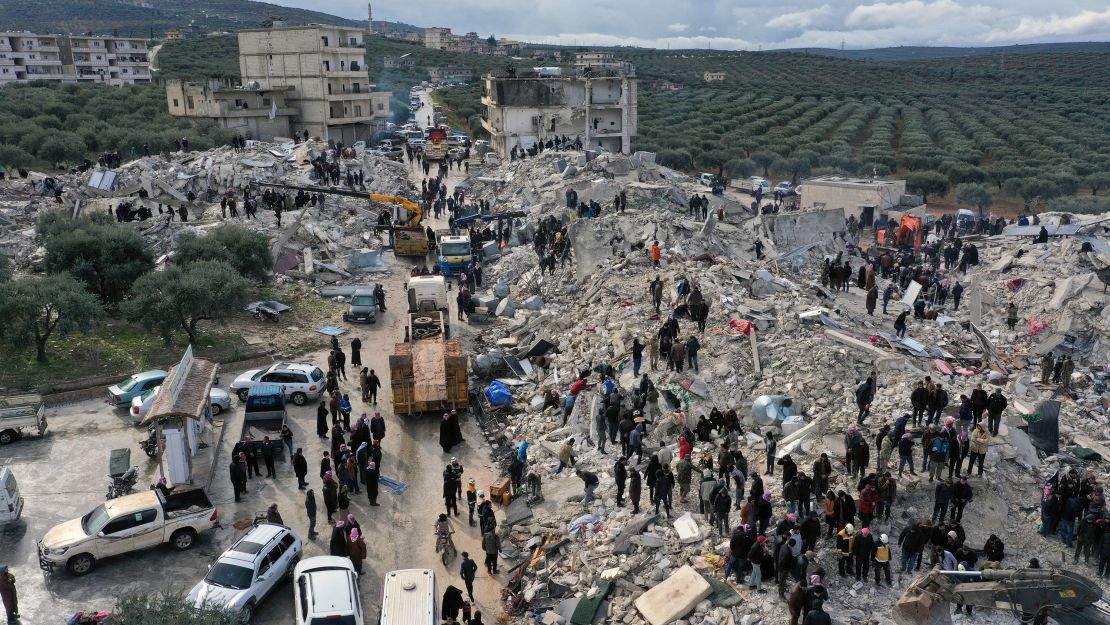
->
[174,225,273,283]
[43,220,153,306]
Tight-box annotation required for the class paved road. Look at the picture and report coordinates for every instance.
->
[1,187,503,623]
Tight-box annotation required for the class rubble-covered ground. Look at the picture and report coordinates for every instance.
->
[448,150,1110,625]
[2,139,1109,625]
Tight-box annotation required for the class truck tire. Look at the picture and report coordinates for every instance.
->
[67,553,96,576]
[170,528,197,551]
[290,392,307,406]
[0,429,17,445]
[237,388,250,402]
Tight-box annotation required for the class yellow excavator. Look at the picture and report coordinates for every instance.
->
[895,568,1110,625]
[249,181,430,256]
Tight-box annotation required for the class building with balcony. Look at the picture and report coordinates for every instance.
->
[481,69,637,158]
[166,80,297,140]
[704,71,726,82]
[238,24,392,144]
[0,32,151,85]
[383,55,415,69]
[423,27,452,51]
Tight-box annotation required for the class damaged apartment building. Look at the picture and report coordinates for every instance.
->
[481,65,637,157]
[168,24,392,143]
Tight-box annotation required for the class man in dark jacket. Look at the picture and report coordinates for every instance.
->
[933,480,953,524]
[460,552,478,601]
[898,522,926,578]
[803,600,831,625]
[910,382,929,427]
[614,457,628,506]
[986,389,1007,436]
[305,489,318,539]
[293,448,309,489]
[970,384,989,424]
[230,460,247,502]
[951,476,973,522]
[928,385,949,426]
[852,528,875,581]
[855,377,874,424]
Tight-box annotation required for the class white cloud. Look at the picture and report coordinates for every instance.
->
[766,4,834,30]
[667,23,690,32]
[505,32,756,50]
[700,26,719,32]
[995,7,1110,40]
[845,0,996,30]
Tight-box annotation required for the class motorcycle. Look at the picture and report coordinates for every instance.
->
[107,466,138,500]
[138,426,159,458]
[434,530,456,566]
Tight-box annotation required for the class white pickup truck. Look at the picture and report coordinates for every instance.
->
[0,393,47,445]
[38,488,218,576]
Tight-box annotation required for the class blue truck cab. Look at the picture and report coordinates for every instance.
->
[437,235,474,277]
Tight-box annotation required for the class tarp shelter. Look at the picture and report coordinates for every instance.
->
[140,346,218,486]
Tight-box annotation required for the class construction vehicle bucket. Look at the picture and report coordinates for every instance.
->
[894,579,952,625]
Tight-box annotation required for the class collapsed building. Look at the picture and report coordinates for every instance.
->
[438,151,1110,625]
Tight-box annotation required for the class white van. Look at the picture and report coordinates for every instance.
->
[0,468,23,524]
[380,569,437,625]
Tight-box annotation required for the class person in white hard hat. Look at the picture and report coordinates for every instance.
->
[873,533,892,585]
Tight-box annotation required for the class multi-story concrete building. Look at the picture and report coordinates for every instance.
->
[238,24,391,144]
[383,55,415,69]
[165,79,298,140]
[423,27,452,51]
[0,32,151,85]
[481,69,638,157]
[703,71,726,82]
[427,66,473,83]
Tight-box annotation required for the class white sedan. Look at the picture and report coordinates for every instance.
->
[130,386,232,420]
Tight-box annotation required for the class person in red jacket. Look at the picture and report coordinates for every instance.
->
[651,240,661,268]
[858,483,880,529]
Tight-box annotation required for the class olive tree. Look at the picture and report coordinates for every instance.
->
[956,183,993,218]
[0,274,104,363]
[906,171,950,203]
[124,260,251,346]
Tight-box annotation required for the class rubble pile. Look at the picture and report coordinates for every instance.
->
[450,151,1110,625]
[0,140,415,279]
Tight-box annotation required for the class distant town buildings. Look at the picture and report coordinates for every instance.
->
[481,67,638,158]
[427,66,473,83]
[165,80,298,140]
[423,26,521,56]
[0,32,152,85]
[164,30,183,42]
[236,24,391,144]
[383,55,415,69]
[703,71,726,82]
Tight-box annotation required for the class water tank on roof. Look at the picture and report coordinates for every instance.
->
[246,80,261,90]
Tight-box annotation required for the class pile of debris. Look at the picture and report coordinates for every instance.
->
[0,140,415,280]
[446,150,1110,625]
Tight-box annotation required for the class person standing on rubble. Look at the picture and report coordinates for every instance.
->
[649,276,663,313]
[1059,355,1074,388]
[1040,353,1056,385]
[865,285,878,316]
[764,432,777,476]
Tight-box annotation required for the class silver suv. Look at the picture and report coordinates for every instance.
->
[230,362,325,405]
[187,522,302,623]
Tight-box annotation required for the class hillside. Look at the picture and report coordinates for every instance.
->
[0,0,365,36]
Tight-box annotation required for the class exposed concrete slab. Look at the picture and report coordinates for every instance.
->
[634,564,713,625]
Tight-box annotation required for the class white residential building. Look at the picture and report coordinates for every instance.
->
[238,24,391,144]
[0,32,151,85]
[481,69,638,158]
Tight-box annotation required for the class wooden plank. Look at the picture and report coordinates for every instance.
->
[411,340,447,404]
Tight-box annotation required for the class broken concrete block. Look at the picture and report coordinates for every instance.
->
[673,512,704,543]
[631,534,665,548]
[482,240,500,258]
[634,565,712,625]
[554,159,567,173]
[496,297,516,318]
[562,165,578,178]
[522,295,544,311]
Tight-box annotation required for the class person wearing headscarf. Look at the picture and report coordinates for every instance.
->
[348,527,367,574]
[366,460,380,506]
[329,520,349,557]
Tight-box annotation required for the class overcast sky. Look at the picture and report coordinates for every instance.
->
[270,0,1110,50]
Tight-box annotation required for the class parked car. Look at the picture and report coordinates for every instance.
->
[229,363,326,405]
[130,386,232,420]
[408,138,426,150]
[343,289,378,324]
[0,467,23,525]
[107,370,167,407]
[187,522,302,624]
[294,556,365,625]
[698,173,715,187]
[38,488,217,576]
[774,181,794,196]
